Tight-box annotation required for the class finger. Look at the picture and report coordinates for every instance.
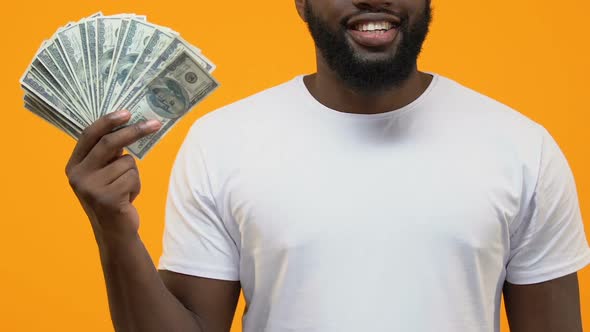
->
[67,110,131,169]
[95,154,138,185]
[108,167,141,203]
[82,119,161,170]
[109,148,125,164]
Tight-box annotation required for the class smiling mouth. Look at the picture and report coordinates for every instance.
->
[350,21,399,33]
[346,20,401,48]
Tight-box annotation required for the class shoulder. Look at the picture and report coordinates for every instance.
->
[427,74,553,189]
[433,73,547,144]
[192,77,300,134]
[439,75,542,127]
[179,76,302,158]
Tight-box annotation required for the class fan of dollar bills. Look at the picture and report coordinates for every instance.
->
[20,12,219,159]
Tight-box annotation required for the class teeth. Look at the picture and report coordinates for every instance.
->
[355,21,393,32]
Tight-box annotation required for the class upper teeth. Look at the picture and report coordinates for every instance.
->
[355,21,393,32]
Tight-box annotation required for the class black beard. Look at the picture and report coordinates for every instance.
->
[304,2,432,94]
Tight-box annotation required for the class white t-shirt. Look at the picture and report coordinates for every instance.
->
[158,73,590,332]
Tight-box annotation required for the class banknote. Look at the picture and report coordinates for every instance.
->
[29,60,91,125]
[101,18,157,116]
[20,12,219,159]
[36,47,91,118]
[24,93,82,139]
[96,15,138,116]
[21,70,87,129]
[115,36,214,111]
[56,23,92,111]
[124,51,219,158]
[97,17,121,114]
[108,26,178,112]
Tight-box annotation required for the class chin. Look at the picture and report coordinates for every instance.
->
[346,37,402,64]
[353,50,399,64]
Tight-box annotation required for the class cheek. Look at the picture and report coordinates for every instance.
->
[308,0,346,25]
[409,0,430,20]
[390,0,429,24]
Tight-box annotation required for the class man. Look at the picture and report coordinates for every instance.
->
[65,0,590,331]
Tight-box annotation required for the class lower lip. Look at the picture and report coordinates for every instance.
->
[347,28,399,48]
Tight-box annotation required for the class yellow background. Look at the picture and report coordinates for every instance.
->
[1,0,589,330]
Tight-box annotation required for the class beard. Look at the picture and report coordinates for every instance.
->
[304,1,432,93]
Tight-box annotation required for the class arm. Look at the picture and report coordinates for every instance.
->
[66,110,240,332]
[159,270,241,332]
[503,272,583,332]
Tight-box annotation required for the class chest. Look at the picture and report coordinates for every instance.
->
[223,137,520,266]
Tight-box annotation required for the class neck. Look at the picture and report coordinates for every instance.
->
[303,57,433,115]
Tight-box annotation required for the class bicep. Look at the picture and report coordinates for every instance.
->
[503,272,582,332]
[160,269,241,332]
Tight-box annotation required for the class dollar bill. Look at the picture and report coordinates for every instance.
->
[77,20,97,115]
[96,15,141,117]
[124,51,219,159]
[20,70,87,129]
[24,93,82,138]
[25,70,87,131]
[115,36,214,111]
[96,16,121,115]
[101,19,158,116]
[36,47,91,118]
[56,24,92,112]
[21,12,219,159]
[45,40,91,114]
[108,26,178,113]
[29,63,81,122]
[29,59,92,125]
[87,18,99,119]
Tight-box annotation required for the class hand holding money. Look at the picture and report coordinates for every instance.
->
[65,110,161,240]
[20,12,219,159]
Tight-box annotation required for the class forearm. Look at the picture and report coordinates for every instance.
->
[64,113,204,331]
[97,230,204,332]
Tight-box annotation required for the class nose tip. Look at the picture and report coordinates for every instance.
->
[352,0,393,10]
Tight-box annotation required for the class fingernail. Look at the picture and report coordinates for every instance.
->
[110,110,130,120]
[142,119,162,131]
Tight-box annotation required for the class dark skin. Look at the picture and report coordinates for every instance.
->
[65,0,584,331]
[298,0,434,115]
[65,113,240,332]
[503,273,583,331]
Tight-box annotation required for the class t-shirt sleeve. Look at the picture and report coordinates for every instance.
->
[157,121,240,281]
[506,126,590,285]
